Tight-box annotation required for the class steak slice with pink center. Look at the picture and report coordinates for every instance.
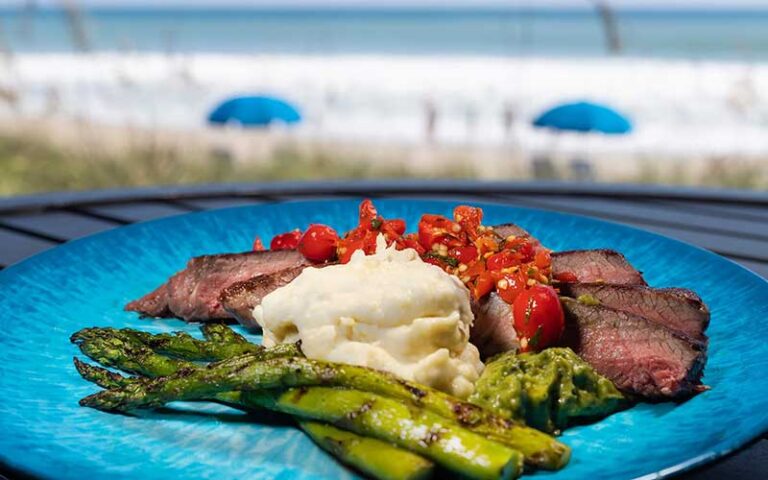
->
[125,249,310,322]
[552,249,646,285]
[220,265,310,329]
[560,283,709,344]
[561,297,706,399]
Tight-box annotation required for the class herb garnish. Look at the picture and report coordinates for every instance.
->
[423,252,459,267]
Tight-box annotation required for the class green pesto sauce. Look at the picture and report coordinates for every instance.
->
[469,347,627,434]
[576,294,601,306]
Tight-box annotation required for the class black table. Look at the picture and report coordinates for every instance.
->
[1,180,766,480]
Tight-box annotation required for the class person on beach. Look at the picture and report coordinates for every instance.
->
[502,102,516,143]
[464,103,478,143]
[424,98,437,144]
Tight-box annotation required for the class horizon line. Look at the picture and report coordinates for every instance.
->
[4,5,768,13]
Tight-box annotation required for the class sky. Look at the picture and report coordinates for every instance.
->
[2,0,767,9]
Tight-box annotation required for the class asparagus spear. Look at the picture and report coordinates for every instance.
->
[246,388,523,480]
[71,327,301,376]
[71,326,268,362]
[74,359,437,480]
[299,421,434,480]
[74,326,568,469]
[71,328,193,376]
[199,322,251,346]
[73,357,140,389]
[130,327,569,467]
[80,354,568,470]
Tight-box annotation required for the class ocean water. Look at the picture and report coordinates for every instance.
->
[1,8,768,60]
[0,8,766,157]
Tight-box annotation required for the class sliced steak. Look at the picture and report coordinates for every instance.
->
[126,283,171,318]
[470,293,520,358]
[552,249,646,285]
[561,297,706,399]
[125,249,310,321]
[492,223,531,239]
[560,283,709,343]
[220,265,309,330]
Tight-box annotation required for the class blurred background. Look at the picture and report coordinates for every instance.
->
[0,0,766,195]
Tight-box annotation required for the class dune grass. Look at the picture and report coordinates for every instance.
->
[0,132,476,196]
[634,157,768,190]
[0,129,764,196]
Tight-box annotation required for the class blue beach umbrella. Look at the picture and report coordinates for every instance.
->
[208,95,302,127]
[532,101,632,134]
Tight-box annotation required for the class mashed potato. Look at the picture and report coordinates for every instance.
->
[254,236,484,398]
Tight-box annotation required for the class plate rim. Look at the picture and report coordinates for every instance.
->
[0,197,767,480]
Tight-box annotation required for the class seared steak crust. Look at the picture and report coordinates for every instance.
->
[561,298,706,399]
[560,283,709,343]
[492,223,531,239]
[125,249,310,321]
[220,265,309,330]
[552,249,646,285]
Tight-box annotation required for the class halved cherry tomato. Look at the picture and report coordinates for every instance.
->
[252,236,265,251]
[298,224,339,263]
[513,285,565,352]
[270,230,302,250]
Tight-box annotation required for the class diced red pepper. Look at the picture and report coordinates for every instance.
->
[418,214,456,250]
[383,219,406,236]
[534,249,552,269]
[453,205,483,239]
[493,270,528,304]
[554,271,579,283]
[463,259,486,279]
[471,271,495,300]
[450,245,478,265]
[486,250,520,271]
[358,199,378,226]
[474,235,499,256]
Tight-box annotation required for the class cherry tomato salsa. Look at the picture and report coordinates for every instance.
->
[257,199,564,352]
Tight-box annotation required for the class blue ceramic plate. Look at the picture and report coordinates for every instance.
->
[1,199,767,480]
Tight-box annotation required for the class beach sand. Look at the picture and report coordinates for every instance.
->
[1,116,764,196]
[0,53,766,194]
[1,53,767,155]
